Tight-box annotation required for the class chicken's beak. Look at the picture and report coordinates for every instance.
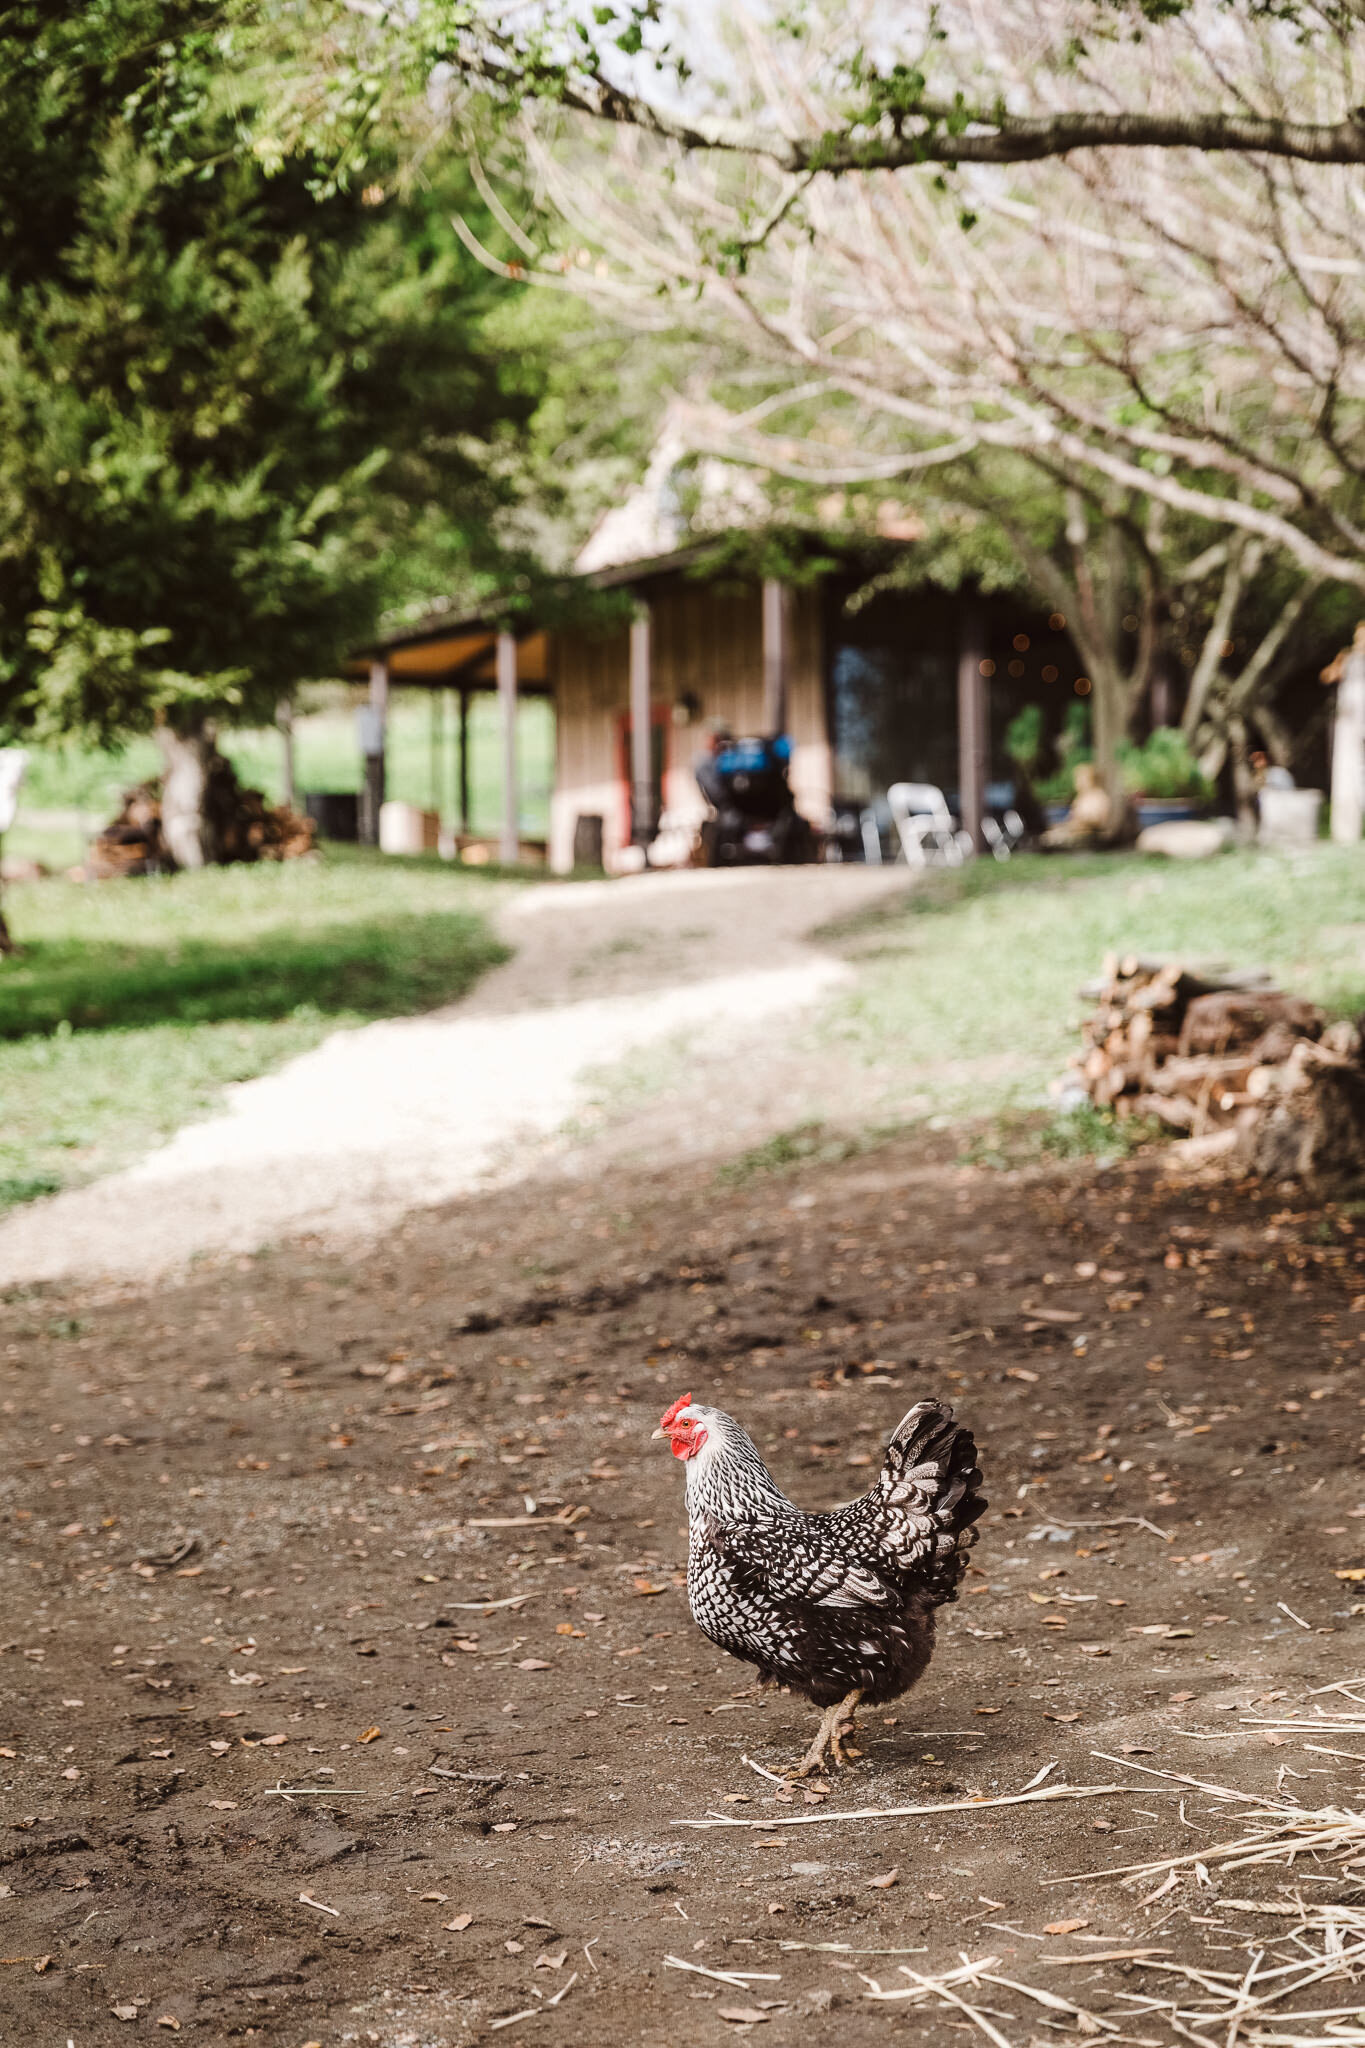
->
[650,1426,667,1440]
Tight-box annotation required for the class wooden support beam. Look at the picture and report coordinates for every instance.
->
[762,578,789,734]
[629,607,654,844]
[497,631,518,865]
[277,695,295,814]
[430,688,443,819]
[458,689,470,836]
[956,608,988,856]
[361,659,389,846]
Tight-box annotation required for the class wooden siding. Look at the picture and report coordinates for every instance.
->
[549,574,830,872]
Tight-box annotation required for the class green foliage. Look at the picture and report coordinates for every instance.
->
[0,2,536,751]
[1117,725,1212,800]
[1004,703,1044,775]
[0,850,513,1205]
[1035,700,1094,802]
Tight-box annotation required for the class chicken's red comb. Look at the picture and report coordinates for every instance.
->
[659,1392,694,1430]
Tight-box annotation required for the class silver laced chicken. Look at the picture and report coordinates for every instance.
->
[654,1391,986,1775]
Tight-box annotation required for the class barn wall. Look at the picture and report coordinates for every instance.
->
[548,576,830,873]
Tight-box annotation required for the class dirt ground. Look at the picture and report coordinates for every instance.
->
[3,1129,1365,2046]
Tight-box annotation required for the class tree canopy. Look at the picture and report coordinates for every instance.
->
[0,1,539,751]
[251,0,1365,179]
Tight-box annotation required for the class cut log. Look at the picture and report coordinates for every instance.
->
[1073,952,1365,1195]
[1177,989,1324,1058]
[89,760,314,878]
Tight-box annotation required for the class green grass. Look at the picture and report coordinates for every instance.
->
[822,843,1365,1134]
[716,1121,869,1183]
[0,849,513,1208]
[6,691,556,869]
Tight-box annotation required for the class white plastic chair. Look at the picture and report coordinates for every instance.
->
[981,807,1025,860]
[886,781,970,866]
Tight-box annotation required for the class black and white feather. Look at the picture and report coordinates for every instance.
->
[673,1399,985,1709]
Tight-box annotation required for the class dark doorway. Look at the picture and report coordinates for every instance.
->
[823,579,1083,804]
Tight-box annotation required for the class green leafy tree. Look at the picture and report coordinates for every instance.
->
[0,2,536,872]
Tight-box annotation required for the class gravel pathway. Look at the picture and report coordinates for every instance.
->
[0,864,909,1288]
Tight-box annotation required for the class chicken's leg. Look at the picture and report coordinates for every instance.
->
[789,1688,863,1778]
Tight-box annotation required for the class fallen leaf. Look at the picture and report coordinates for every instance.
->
[420,1891,448,1903]
[719,2010,771,2026]
[632,1579,666,1596]
[445,1913,474,1931]
[867,1869,899,1889]
[208,1799,238,1811]
[975,1705,1002,1715]
[517,1658,551,1671]
[1334,1569,1365,1581]
[261,1733,287,1747]
[491,1821,518,1833]
[1045,1918,1089,1936]
[358,1726,382,1744]
[534,1950,568,1969]
[1168,1691,1195,1704]
[1043,1711,1081,1723]
[157,2019,181,2033]
[1006,1367,1040,1382]
[112,2008,138,2023]
[505,1939,525,1955]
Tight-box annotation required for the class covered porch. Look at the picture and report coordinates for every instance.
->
[350,617,551,861]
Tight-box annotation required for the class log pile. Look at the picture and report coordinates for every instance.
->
[1074,953,1365,1192]
[88,758,314,878]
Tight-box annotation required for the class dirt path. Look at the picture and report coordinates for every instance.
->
[1,1131,1361,2045]
[0,865,909,1290]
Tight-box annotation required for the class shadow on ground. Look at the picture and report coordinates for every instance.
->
[0,912,509,1037]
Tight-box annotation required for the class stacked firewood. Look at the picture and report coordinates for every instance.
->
[1074,954,1365,1191]
[89,759,314,877]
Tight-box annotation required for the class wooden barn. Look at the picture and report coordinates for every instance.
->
[357,543,1084,873]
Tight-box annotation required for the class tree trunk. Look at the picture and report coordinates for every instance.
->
[156,720,218,869]
[1228,714,1259,829]
[0,888,12,957]
[1090,667,1126,806]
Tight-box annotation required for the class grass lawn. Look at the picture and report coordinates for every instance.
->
[0,849,514,1210]
[5,691,556,869]
[822,842,1365,1139]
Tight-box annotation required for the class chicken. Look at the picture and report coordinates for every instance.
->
[653,1391,985,1776]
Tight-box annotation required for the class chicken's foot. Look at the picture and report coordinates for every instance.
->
[788,1688,863,1778]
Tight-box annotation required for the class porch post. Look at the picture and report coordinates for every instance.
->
[762,578,789,734]
[361,659,388,846]
[458,688,470,836]
[430,687,443,818]
[629,605,654,844]
[1331,625,1365,843]
[277,695,295,813]
[497,631,518,865]
[957,607,988,855]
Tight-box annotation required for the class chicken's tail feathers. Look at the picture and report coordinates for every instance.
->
[881,1399,986,1603]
